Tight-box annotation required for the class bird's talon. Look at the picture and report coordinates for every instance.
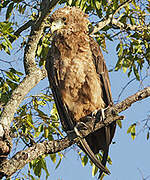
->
[92,110,98,117]
[75,122,88,130]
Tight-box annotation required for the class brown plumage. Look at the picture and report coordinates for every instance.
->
[46,6,116,177]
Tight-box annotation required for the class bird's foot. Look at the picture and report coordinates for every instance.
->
[91,109,98,117]
[100,108,105,122]
[95,107,109,123]
[74,122,88,138]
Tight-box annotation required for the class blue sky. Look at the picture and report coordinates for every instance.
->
[0,3,150,180]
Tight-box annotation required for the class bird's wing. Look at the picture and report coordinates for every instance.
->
[46,47,74,131]
[89,37,113,106]
[89,37,116,177]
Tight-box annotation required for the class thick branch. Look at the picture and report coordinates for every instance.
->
[24,0,60,74]
[0,0,60,155]
[0,87,150,178]
[0,69,46,133]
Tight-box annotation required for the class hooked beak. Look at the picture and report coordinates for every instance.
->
[50,19,64,33]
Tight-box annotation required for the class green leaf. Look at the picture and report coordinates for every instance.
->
[6,79,18,90]
[128,68,132,77]
[131,125,136,140]
[48,133,54,141]
[50,153,56,163]
[36,100,46,106]
[117,120,122,128]
[107,155,112,165]
[44,127,49,138]
[133,64,140,80]
[122,65,127,73]
[5,71,20,82]
[41,158,50,177]
[68,0,73,5]
[26,114,35,129]
[50,103,58,120]
[34,161,42,177]
[95,1,101,10]
[118,43,123,56]
[92,164,98,177]
[3,35,12,49]
[147,132,149,140]
[2,41,10,54]
[100,173,105,180]
[113,0,118,10]
[55,157,62,169]
[127,124,136,140]
[10,68,24,76]
[37,46,42,57]
[130,17,135,25]
[6,2,14,20]
[127,125,132,134]
[81,155,88,167]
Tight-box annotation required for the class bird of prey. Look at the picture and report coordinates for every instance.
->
[46,6,116,177]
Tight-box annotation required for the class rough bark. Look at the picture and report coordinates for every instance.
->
[0,86,150,178]
[0,0,59,162]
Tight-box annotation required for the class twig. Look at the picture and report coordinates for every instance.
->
[9,20,34,43]
[117,78,136,102]
[112,18,150,31]
[91,0,150,34]
[113,0,132,16]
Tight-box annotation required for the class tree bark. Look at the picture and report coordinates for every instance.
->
[0,0,60,166]
[0,86,150,178]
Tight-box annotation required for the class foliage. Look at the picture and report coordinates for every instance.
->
[127,123,136,140]
[0,0,149,179]
[0,22,15,54]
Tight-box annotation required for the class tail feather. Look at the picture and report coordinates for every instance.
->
[79,137,110,175]
[98,149,109,179]
[74,126,110,175]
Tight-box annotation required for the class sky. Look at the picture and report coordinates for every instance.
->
[0,2,150,180]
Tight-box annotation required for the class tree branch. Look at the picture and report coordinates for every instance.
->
[9,20,34,43]
[111,18,150,31]
[0,0,60,157]
[91,0,150,34]
[0,86,150,178]
[23,0,59,74]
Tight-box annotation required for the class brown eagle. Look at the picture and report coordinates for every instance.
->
[46,6,116,177]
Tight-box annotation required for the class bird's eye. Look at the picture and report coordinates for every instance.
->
[62,17,66,21]
[49,18,54,23]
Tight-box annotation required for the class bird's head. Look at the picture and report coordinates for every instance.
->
[50,6,89,35]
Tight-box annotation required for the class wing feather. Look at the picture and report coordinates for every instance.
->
[46,47,74,131]
[89,37,116,177]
